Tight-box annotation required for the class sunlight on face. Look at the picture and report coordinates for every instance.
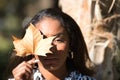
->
[35,17,70,71]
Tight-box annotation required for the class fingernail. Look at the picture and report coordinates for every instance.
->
[34,60,40,63]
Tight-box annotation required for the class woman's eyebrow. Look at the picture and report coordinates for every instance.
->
[39,30,63,36]
[39,30,64,38]
[53,33,65,37]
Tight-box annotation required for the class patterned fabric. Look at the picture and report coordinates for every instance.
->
[33,69,95,80]
[33,69,43,80]
[8,69,95,80]
[64,71,95,80]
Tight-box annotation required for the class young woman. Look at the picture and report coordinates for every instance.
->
[6,8,95,80]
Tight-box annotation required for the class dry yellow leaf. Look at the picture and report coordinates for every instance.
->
[12,23,55,57]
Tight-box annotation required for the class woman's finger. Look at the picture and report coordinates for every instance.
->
[12,60,34,80]
[27,58,39,65]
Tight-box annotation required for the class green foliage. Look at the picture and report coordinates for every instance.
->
[0,36,11,51]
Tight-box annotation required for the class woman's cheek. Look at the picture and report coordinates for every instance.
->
[57,43,68,50]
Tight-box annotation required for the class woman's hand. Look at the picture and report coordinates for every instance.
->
[12,58,36,80]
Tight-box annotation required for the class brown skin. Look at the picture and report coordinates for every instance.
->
[12,17,70,80]
[12,58,36,80]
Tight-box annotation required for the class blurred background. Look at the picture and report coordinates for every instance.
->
[0,0,58,79]
[0,0,120,80]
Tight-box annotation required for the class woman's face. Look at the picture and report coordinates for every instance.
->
[35,17,69,71]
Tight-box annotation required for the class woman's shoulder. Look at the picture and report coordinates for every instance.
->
[65,71,96,80]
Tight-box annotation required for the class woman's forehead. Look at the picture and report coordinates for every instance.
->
[35,17,68,37]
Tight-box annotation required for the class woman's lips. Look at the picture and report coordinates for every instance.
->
[44,57,57,61]
[43,57,58,65]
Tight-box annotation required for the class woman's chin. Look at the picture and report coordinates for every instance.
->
[44,64,58,71]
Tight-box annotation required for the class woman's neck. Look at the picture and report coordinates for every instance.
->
[38,63,68,80]
[50,64,68,79]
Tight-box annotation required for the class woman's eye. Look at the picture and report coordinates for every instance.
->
[57,39,63,42]
[55,38,64,43]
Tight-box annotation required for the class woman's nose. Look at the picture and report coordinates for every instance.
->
[50,44,57,52]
